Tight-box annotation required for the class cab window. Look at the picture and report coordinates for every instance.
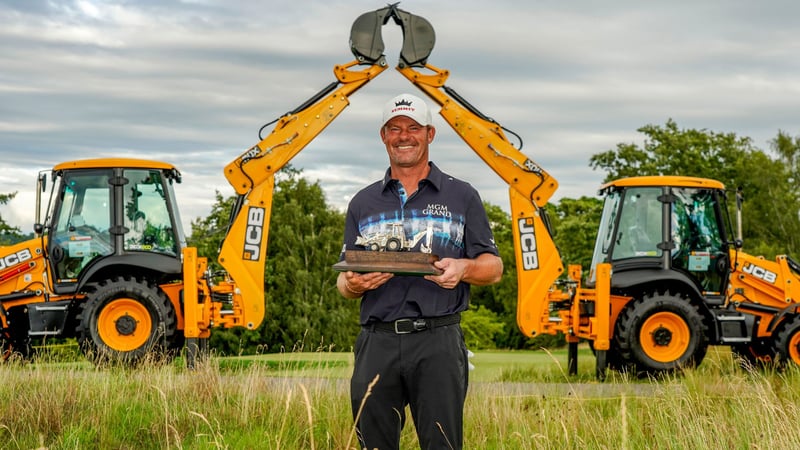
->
[123,169,177,256]
[51,172,113,280]
[612,187,662,260]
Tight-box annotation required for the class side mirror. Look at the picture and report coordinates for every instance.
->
[35,171,48,236]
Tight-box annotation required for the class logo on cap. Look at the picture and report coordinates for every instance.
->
[383,93,430,126]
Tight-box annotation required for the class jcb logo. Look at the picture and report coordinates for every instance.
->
[242,207,265,261]
[742,262,777,284]
[517,218,539,270]
[0,249,32,271]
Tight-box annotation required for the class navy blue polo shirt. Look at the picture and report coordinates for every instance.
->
[341,162,499,324]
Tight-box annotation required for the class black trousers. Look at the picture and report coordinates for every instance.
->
[350,322,468,450]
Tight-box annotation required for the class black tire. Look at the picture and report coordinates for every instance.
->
[731,339,775,370]
[2,307,33,361]
[615,291,708,375]
[595,349,607,381]
[76,276,177,366]
[169,332,186,356]
[186,337,210,369]
[773,315,800,368]
[588,339,632,373]
[1,335,31,362]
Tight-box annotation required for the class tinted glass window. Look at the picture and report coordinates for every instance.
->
[123,170,177,256]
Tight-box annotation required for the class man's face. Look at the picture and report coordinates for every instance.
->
[380,115,436,169]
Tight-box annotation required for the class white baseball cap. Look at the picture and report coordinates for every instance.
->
[382,93,432,126]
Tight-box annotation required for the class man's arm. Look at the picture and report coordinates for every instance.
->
[424,253,503,290]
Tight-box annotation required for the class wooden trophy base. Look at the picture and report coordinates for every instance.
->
[332,250,442,276]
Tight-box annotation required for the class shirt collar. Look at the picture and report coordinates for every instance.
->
[381,162,444,192]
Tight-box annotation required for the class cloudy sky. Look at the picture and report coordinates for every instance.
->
[1,0,798,234]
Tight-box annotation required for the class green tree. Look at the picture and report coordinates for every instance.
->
[469,203,529,348]
[766,130,800,254]
[187,190,235,272]
[188,168,357,355]
[460,304,504,349]
[770,130,800,179]
[469,202,569,349]
[547,196,603,272]
[259,169,355,352]
[589,119,755,184]
[0,192,22,245]
[589,119,797,258]
[470,204,515,314]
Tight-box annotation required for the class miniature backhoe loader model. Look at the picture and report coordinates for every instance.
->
[355,223,433,253]
[3,4,800,375]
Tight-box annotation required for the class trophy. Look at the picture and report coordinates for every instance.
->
[332,222,442,275]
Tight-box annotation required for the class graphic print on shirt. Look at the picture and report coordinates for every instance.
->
[355,205,465,254]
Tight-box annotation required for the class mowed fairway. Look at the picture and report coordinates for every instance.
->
[217,346,574,381]
[1,345,799,449]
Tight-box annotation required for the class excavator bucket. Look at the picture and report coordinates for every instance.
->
[350,3,435,67]
[393,7,436,67]
[350,7,388,64]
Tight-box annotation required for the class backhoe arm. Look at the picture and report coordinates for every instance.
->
[183,4,437,338]
[353,6,566,336]
[396,63,565,337]
[183,59,387,338]
[184,3,563,340]
[358,4,565,337]
[222,2,435,195]
[223,60,387,196]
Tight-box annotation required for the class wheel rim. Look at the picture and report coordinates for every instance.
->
[788,331,800,365]
[640,311,691,363]
[97,298,153,352]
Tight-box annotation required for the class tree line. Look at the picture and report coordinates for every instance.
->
[186,120,800,354]
[1,121,798,353]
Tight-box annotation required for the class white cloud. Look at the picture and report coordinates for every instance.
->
[0,0,798,235]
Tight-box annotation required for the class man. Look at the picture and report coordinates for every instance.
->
[337,93,503,449]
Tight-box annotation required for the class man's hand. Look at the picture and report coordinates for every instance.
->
[424,253,503,289]
[337,271,394,298]
[424,258,466,289]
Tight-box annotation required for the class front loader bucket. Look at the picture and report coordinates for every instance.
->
[349,4,435,67]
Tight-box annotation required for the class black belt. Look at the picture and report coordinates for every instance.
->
[367,313,461,334]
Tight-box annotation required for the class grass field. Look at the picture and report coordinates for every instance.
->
[1,344,799,449]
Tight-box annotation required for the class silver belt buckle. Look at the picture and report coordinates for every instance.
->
[394,319,413,334]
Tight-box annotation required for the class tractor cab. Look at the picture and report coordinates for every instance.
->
[38,159,187,293]
[589,176,734,302]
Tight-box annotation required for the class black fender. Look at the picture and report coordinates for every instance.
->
[610,265,711,314]
[766,303,800,333]
[53,253,182,295]
[611,265,701,297]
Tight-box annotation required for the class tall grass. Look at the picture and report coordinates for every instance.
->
[0,346,799,449]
